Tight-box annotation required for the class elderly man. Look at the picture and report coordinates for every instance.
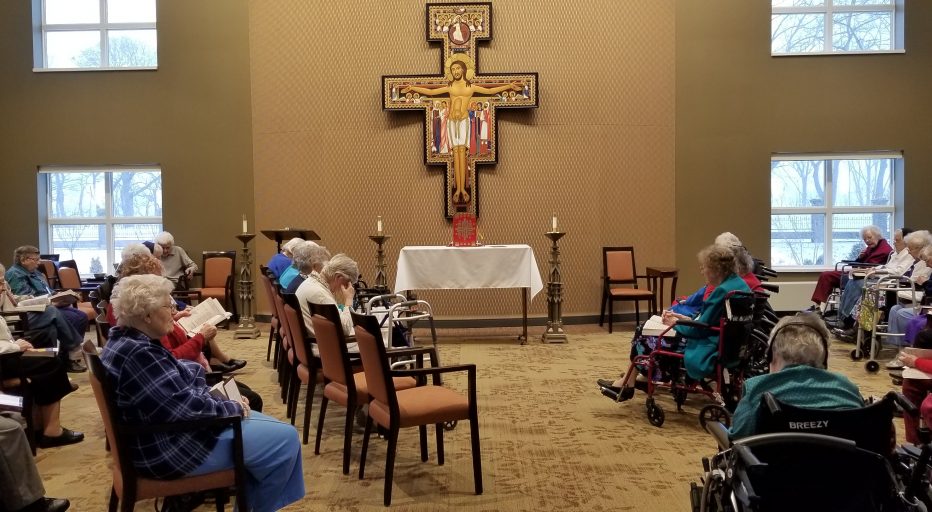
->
[154,231,198,287]
[5,246,87,373]
[729,313,863,439]
[267,237,303,280]
[280,241,330,294]
[0,416,70,511]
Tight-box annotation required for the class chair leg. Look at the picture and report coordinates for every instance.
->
[635,302,640,326]
[359,416,373,480]
[266,325,275,362]
[342,399,355,475]
[470,415,483,495]
[599,290,607,326]
[302,382,315,445]
[384,428,399,507]
[436,423,445,465]
[288,379,300,425]
[419,424,428,462]
[108,487,118,512]
[315,396,329,454]
[608,300,614,334]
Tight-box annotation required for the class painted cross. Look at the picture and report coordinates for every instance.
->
[382,2,538,219]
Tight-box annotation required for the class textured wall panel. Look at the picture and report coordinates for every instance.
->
[250,0,676,318]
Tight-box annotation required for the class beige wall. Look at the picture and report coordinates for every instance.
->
[675,0,932,292]
[0,1,254,270]
[250,0,676,318]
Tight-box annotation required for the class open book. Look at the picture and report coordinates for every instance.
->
[642,315,676,337]
[0,393,23,410]
[13,294,52,312]
[902,347,932,380]
[177,298,232,335]
[208,376,243,403]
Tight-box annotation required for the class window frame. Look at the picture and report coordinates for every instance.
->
[770,152,902,272]
[38,166,163,275]
[771,0,905,56]
[32,0,158,72]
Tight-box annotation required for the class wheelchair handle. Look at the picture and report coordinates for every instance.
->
[889,391,919,416]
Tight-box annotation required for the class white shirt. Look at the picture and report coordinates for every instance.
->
[294,274,354,338]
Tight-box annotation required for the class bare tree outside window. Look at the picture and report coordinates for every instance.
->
[772,0,898,55]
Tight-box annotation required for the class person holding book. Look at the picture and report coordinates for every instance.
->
[102,274,304,511]
[3,249,87,373]
[0,416,71,511]
[154,231,198,288]
[807,225,892,312]
[0,315,84,448]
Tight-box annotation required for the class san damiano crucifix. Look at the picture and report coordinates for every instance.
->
[382,2,538,219]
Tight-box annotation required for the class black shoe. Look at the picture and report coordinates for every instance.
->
[38,428,84,448]
[20,497,70,512]
[225,359,247,371]
[832,327,856,338]
[597,379,620,392]
[210,362,237,374]
[65,360,86,373]
[69,380,79,392]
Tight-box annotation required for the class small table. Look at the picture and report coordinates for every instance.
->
[260,229,321,252]
[394,245,544,341]
[646,266,678,313]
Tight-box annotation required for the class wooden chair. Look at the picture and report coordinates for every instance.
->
[280,298,320,444]
[353,312,482,506]
[56,266,97,323]
[82,340,247,512]
[38,259,60,290]
[258,266,281,366]
[191,251,238,326]
[0,351,36,454]
[310,303,418,475]
[599,246,657,333]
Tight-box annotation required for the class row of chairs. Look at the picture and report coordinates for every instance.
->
[257,266,482,506]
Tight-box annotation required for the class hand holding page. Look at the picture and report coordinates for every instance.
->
[642,315,676,337]
[177,298,232,335]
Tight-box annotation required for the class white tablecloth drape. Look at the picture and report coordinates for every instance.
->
[394,245,544,298]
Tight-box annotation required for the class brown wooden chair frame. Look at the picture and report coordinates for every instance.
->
[280,295,320,444]
[82,341,247,512]
[599,246,657,333]
[258,266,281,366]
[0,350,36,454]
[192,251,238,326]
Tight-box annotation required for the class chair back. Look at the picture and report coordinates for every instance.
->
[758,391,896,457]
[353,313,397,411]
[282,303,311,367]
[203,251,235,288]
[83,340,133,484]
[718,291,757,367]
[603,247,637,284]
[351,310,388,346]
[258,267,278,319]
[310,303,352,387]
[38,259,59,288]
[58,259,79,271]
[58,266,83,289]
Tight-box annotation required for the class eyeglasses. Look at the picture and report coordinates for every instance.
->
[24,256,40,262]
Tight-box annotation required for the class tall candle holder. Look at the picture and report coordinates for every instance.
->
[234,233,261,339]
[368,234,392,292]
[542,230,567,343]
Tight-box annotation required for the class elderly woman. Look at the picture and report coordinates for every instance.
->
[729,314,862,439]
[809,225,892,310]
[295,253,358,336]
[279,241,330,293]
[0,313,83,448]
[102,274,304,511]
[4,247,87,373]
[600,244,751,400]
[267,237,303,280]
[885,243,932,340]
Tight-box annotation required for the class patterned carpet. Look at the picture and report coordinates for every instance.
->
[33,323,903,511]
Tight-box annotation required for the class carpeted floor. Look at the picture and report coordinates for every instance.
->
[32,322,903,511]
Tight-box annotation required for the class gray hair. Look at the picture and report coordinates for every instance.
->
[714,232,742,248]
[121,243,151,262]
[13,245,39,265]
[905,230,932,250]
[698,244,736,280]
[282,237,304,257]
[920,245,932,262]
[769,313,829,369]
[861,225,882,239]
[154,231,174,245]
[320,254,359,284]
[112,274,174,326]
[292,241,330,273]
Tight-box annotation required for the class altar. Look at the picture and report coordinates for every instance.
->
[394,244,544,341]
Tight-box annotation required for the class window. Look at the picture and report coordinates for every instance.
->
[39,167,162,275]
[34,0,157,71]
[771,0,904,55]
[770,154,900,269]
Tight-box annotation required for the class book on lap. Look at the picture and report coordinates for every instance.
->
[642,315,675,337]
[177,297,232,335]
[208,375,243,403]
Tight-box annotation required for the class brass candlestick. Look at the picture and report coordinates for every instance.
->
[542,231,567,343]
[234,233,260,339]
[368,234,392,292]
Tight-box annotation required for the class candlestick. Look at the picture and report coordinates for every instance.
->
[368,233,392,292]
[542,230,567,343]
[234,233,260,340]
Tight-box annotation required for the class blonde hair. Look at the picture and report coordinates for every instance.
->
[119,254,163,278]
[698,244,737,280]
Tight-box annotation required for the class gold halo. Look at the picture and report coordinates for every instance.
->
[444,54,475,81]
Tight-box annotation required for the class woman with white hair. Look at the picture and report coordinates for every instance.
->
[282,241,331,295]
[101,274,304,511]
[808,225,892,311]
[267,237,304,279]
[729,313,863,439]
[295,253,359,336]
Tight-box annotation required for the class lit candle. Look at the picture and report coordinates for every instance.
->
[552,213,557,232]
[377,216,383,235]
[242,214,247,233]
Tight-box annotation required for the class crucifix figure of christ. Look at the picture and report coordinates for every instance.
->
[382,2,538,219]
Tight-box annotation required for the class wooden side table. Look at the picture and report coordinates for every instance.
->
[646,266,678,313]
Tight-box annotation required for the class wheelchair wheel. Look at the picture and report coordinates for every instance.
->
[699,404,732,429]
[646,397,665,427]
[850,349,863,361]
[865,360,880,373]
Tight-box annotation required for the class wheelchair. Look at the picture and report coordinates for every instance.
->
[620,291,760,427]
[692,391,930,512]
[850,274,920,373]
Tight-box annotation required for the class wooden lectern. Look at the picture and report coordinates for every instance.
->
[260,228,321,252]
